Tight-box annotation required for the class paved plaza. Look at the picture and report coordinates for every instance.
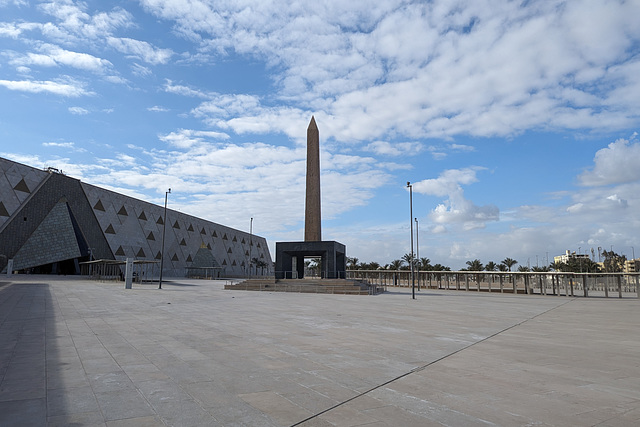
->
[1,276,639,426]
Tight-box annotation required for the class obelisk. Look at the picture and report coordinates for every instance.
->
[304,116,321,241]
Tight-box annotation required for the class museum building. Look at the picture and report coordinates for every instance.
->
[0,157,271,277]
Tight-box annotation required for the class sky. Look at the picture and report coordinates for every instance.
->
[1,0,640,270]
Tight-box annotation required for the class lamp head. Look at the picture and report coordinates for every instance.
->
[167,188,171,194]
[406,181,411,187]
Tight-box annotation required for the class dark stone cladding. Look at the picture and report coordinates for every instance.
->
[275,240,346,280]
[0,172,113,272]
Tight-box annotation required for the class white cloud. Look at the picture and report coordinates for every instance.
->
[140,0,640,142]
[413,167,499,231]
[107,37,173,65]
[9,44,113,73]
[158,129,229,148]
[0,77,92,97]
[43,142,75,148]
[148,105,169,112]
[163,79,210,98]
[131,63,152,77]
[0,0,28,6]
[579,134,640,186]
[68,106,89,115]
[364,141,423,156]
[0,22,38,38]
[38,1,133,42]
[42,141,87,152]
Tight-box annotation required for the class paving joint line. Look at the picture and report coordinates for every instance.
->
[290,298,577,426]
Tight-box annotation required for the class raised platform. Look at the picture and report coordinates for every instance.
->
[224,278,382,295]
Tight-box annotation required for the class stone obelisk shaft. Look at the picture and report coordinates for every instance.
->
[305,116,321,241]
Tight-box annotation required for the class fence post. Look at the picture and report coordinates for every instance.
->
[512,275,517,294]
[465,275,469,291]
[499,275,503,293]
[583,275,588,297]
[604,276,609,298]
[617,275,622,298]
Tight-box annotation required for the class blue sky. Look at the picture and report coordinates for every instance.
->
[1,0,640,270]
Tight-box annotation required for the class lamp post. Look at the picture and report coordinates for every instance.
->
[407,182,415,300]
[415,217,420,291]
[159,188,171,290]
[248,217,253,278]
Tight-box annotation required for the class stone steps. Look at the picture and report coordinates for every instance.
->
[224,278,382,295]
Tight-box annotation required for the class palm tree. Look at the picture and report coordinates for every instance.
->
[346,257,359,270]
[419,257,431,270]
[501,257,518,271]
[465,259,484,271]
[549,261,565,272]
[365,261,381,270]
[402,253,415,267]
[389,259,404,270]
[485,261,498,271]
[517,265,530,272]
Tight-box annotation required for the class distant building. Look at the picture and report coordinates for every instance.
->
[554,250,590,264]
[624,259,640,273]
[0,157,271,277]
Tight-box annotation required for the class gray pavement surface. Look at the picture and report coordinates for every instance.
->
[0,275,638,426]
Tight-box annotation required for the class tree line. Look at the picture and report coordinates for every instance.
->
[347,250,629,273]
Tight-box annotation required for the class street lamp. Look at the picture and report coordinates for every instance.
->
[159,188,171,290]
[407,182,415,300]
[248,217,253,278]
[415,217,420,291]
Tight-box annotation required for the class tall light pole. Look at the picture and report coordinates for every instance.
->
[248,217,253,278]
[415,217,420,291]
[159,188,171,290]
[407,182,415,300]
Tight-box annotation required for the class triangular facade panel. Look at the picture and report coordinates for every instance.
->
[187,224,194,232]
[0,201,9,217]
[105,224,116,234]
[136,248,145,258]
[171,253,179,261]
[13,178,30,193]
[147,231,155,240]
[117,206,128,216]
[115,246,126,256]
[93,200,105,211]
[11,201,82,270]
[138,211,147,221]
[173,220,180,229]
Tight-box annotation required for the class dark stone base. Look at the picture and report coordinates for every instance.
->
[275,241,346,280]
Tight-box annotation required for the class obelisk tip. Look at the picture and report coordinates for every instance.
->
[308,115,317,130]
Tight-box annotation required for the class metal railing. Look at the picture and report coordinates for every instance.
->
[346,270,640,298]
